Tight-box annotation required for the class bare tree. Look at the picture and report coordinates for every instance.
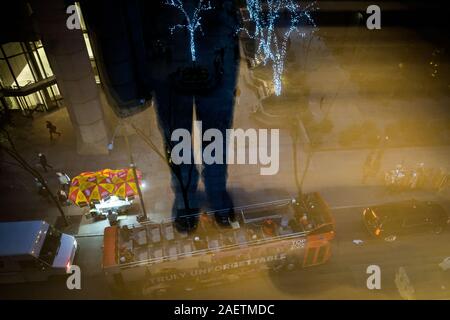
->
[239,0,317,95]
[164,0,213,62]
[0,127,68,226]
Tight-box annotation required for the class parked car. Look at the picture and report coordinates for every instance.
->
[362,200,450,241]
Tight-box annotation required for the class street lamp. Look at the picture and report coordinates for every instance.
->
[109,122,148,223]
[107,125,121,151]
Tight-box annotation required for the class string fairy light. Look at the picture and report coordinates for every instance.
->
[164,0,214,62]
[239,0,318,95]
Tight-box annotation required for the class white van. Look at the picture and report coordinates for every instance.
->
[0,220,78,283]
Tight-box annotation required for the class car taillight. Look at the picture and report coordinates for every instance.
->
[66,261,71,272]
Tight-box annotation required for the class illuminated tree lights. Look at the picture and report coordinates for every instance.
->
[164,0,213,62]
[163,0,317,95]
[240,0,317,95]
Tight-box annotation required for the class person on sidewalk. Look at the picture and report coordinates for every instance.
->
[39,153,53,172]
[46,121,61,140]
[56,172,71,191]
[35,178,44,193]
[35,178,51,203]
[234,87,241,105]
[57,189,70,206]
[362,151,375,184]
[371,149,384,178]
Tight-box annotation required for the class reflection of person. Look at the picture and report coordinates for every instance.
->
[35,178,44,194]
[146,1,239,231]
[81,0,239,232]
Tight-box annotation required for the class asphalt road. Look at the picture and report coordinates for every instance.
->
[1,206,449,300]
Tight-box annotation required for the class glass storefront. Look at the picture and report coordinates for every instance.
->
[77,2,101,84]
[0,3,99,118]
[0,41,61,116]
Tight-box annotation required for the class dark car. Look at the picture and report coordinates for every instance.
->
[363,200,450,241]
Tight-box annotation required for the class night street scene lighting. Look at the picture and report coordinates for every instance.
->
[0,0,449,308]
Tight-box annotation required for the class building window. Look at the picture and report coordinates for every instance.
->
[0,41,62,115]
[76,2,101,84]
[32,41,54,78]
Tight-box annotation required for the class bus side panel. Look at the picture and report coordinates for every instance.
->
[140,236,308,293]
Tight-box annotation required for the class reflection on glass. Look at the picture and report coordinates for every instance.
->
[9,54,35,87]
[5,97,20,110]
[2,43,23,57]
[83,34,94,60]
[36,47,53,77]
[0,59,15,87]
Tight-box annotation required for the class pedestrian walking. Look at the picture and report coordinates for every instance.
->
[234,87,241,105]
[35,178,43,192]
[56,172,71,191]
[371,149,384,178]
[46,121,61,140]
[362,151,375,184]
[57,189,69,206]
[35,178,51,203]
[38,153,53,172]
